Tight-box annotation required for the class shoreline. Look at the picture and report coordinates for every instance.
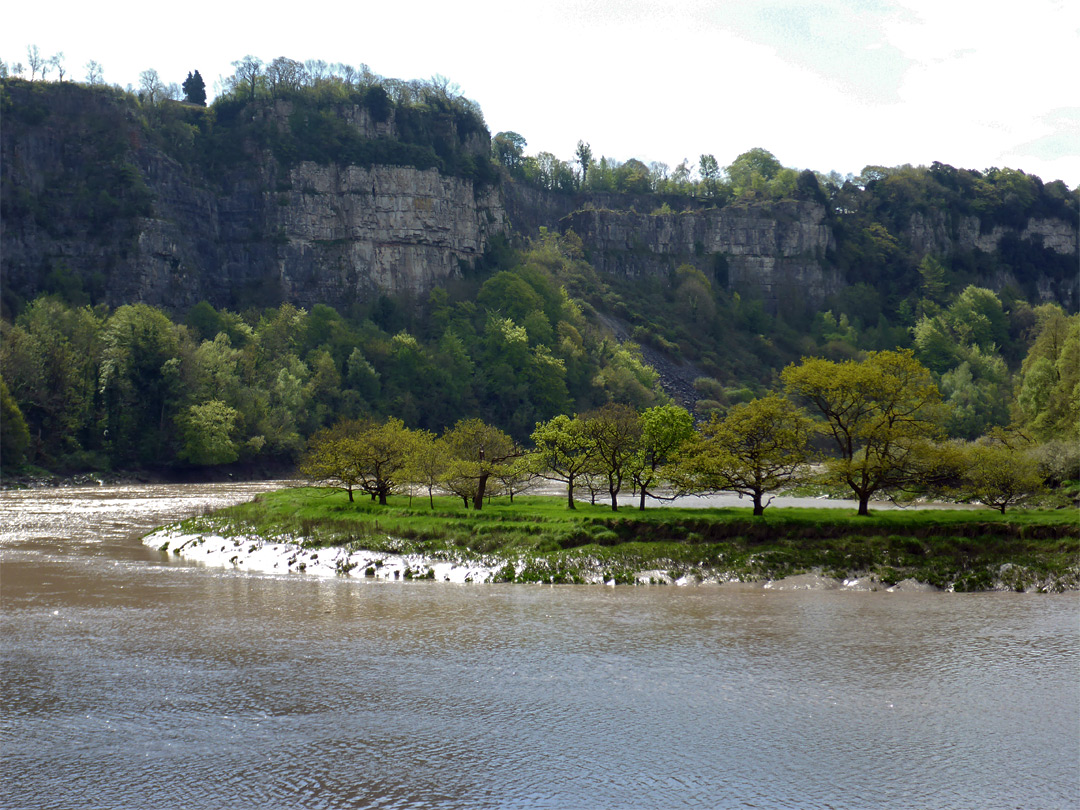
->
[143,527,1056,593]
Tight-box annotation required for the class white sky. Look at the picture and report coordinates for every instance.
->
[5,0,1079,187]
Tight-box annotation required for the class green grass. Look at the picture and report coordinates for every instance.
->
[172,487,1080,591]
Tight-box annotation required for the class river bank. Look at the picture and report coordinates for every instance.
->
[144,524,950,591]
[143,487,1080,593]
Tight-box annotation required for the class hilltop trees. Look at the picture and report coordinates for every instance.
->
[182,71,206,105]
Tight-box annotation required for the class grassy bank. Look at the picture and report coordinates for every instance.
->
[171,487,1080,591]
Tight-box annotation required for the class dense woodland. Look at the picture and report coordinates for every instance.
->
[1,54,1077,508]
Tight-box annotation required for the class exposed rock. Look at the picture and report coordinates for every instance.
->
[560,200,840,313]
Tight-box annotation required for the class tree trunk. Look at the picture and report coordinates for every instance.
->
[379,491,388,506]
[473,473,488,510]
[566,482,576,509]
[347,486,354,503]
[639,488,647,511]
[752,493,764,516]
[858,494,870,516]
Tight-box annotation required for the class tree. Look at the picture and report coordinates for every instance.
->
[49,52,65,82]
[176,400,240,466]
[26,45,43,81]
[265,57,304,98]
[0,377,31,471]
[726,147,783,196]
[1,299,103,466]
[440,418,518,510]
[530,414,595,509]
[699,154,720,198]
[98,304,182,465]
[584,404,641,511]
[492,131,526,171]
[85,60,103,85]
[406,430,447,508]
[630,403,694,510]
[351,417,417,505]
[1016,309,1079,443]
[138,68,164,104]
[673,395,815,516]
[299,420,366,502]
[575,140,592,184]
[182,70,206,105]
[231,55,263,100]
[782,350,944,515]
[963,443,1045,514]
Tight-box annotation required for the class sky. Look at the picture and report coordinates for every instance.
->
[5,0,1079,187]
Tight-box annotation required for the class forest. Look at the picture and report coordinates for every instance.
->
[0,55,1077,510]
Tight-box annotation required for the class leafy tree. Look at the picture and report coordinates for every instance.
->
[440,418,518,509]
[351,417,417,505]
[493,456,538,503]
[0,299,102,465]
[699,154,720,198]
[726,147,782,196]
[1016,307,1079,442]
[299,419,366,501]
[492,131,526,171]
[630,403,694,510]
[575,140,592,184]
[98,304,183,464]
[0,376,30,470]
[405,429,447,508]
[963,442,1045,513]
[182,70,206,105]
[530,414,595,509]
[584,403,641,511]
[674,395,815,516]
[782,350,944,515]
[176,400,240,466]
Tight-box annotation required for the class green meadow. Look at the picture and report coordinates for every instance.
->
[173,487,1080,591]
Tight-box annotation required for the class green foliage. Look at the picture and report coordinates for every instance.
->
[962,442,1047,513]
[0,376,31,470]
[177,400,239,466]
[1016,307,1079,442]
[182,71,206,106]
[783,350,945,514]
[674,395,815,515]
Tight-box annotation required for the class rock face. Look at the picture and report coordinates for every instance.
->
[560,200,840,311]
[0,83,505,313]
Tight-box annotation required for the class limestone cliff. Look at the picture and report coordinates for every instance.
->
[0,80,505,313]
[559,200,839,311]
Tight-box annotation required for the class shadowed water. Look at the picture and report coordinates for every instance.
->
[2,484,1077,809]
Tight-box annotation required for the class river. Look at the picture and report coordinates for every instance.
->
[1,483,1077,809]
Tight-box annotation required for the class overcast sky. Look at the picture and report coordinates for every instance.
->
[5,0,1079,187]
